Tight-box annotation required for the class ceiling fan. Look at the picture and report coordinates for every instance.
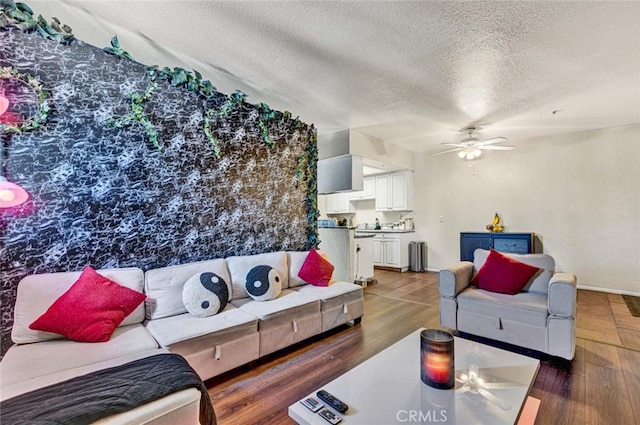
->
[430,127,514,160]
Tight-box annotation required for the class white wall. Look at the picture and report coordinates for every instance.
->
[349,130,415,171]
[317,197,408,227]
[412,124,640,295]
[347,199,407,226]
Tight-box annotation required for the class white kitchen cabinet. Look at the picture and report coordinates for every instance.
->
[363,176,376,199]
[326,192,355,214]
[350,176,376,201]
[375,171,414,211]
[372,233,411,271]
[383,238,400,266]
[372,238,383,264]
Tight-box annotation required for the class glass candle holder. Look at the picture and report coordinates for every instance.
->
[421,329,455,389]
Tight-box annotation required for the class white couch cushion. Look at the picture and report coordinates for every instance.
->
[12,268,145,344]
[231,289,319,324]
[1,324,158,388]
[288,251,309,288]
[295,281,363,310]
[145,258,231,320]
[473,249,556,294]
[145,304,258,347]
[0,347,167,401]
[457,287,549,327]
[227,251,289,299]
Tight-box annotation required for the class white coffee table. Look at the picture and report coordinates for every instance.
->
[288,328,539,425]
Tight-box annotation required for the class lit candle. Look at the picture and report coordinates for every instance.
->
[426,352,451,383]
[420,329,455,389]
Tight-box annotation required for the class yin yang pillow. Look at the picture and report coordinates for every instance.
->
[245,265,282,301]
[183,272,229,317]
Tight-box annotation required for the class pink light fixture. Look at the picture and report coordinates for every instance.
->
[0,95,9,116]
[0,177,29,208]
[0,94,30,207]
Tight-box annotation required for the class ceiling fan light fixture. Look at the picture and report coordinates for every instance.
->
[458,147,482,160]
[430,127,511,159]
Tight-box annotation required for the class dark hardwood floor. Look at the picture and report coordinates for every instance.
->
[206,270,640,425]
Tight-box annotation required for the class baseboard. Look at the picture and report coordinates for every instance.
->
[577,284,640,297]
[373,265,408,272]
[426,267,439,272]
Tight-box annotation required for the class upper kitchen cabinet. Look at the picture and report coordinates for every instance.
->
[349,176,376,201]
[326,192,356,214]
[375,170,414,211]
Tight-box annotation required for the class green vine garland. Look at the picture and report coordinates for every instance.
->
[103,35,135,61]
[106,70,160,150]
[2,0,323,248]
[0,66,50,133]
[301,127,319,248]
[203,90,246,158]
[103,49,286,155]
[257,103,276,148]
[152,66,216,100]
[0,1,74,44]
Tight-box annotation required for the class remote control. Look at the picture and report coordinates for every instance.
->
[318,407,342,424]
[316,389,349,413]
[300,396,324,413]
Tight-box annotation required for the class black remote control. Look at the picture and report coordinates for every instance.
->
[316,389,349,413]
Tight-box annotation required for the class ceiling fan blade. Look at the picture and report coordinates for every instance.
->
[429,147,464,157]
[477,137,508,146]
[480,145,515,151]
[441,143,465,147]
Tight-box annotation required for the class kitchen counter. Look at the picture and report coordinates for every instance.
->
[318,227,374,282]
[355,229,415,234]
[318,226,356,230]
[354,234,375,239]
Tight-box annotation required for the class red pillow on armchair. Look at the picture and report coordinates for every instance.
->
[298,249,335,287]
[471,249,540,295]
[29,266,146,342]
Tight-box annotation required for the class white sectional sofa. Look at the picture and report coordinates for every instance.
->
[1,267,202,424]
[0,250,364,422]
[143,250,364,380]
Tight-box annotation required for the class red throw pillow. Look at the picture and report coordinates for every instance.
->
[298,249,335,287]
[29,266,147,342]
[471,249,540,295]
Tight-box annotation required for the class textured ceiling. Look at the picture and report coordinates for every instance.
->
[28,1,640,153]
